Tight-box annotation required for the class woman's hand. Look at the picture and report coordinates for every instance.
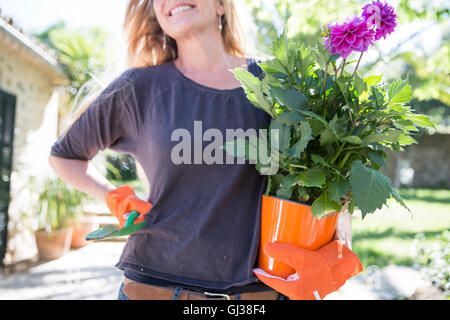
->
[253,240,363,300]
[332,201,353,250]
[106,185,152,228]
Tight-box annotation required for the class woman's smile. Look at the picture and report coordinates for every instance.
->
[169,4,197,17]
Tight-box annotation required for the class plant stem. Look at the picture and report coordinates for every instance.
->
[323,61,329,100]
[331,142,347,164]
[334,59,345,80]
[287,163,308,170]
[339,59,347,77]
[343,146,364,152]
[338,151,353,169]
[352,52,364,77]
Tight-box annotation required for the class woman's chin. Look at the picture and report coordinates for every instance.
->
[167,21,205,39]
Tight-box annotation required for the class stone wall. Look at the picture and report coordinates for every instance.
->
[0,43,63,265]
[382,132,450,189]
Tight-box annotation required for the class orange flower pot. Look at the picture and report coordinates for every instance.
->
[258,194,340,278]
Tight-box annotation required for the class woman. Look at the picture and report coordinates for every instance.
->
[49,0,352,300]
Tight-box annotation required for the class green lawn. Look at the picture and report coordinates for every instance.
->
[352,188,450,269]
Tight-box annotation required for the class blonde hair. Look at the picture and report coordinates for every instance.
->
[59,0,259,135]
[125,0,255,67]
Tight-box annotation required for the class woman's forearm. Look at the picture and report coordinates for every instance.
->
[48,155,116,203]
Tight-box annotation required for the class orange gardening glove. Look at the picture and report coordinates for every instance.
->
[253,240,363,300]
[105,185,152,228]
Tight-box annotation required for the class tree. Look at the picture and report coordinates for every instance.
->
[34,23,108,102]
[245,0,449,125]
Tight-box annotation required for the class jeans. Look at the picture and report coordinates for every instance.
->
[118,282,131,300]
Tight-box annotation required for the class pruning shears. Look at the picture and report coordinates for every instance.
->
[85,210,147,240]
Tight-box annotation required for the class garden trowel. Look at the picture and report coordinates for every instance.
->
[85,210,147,241]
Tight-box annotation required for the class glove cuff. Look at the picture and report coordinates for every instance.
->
[106,185,136,213]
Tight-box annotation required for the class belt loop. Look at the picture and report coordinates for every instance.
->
[203,291,231,300]
[173,287,183,300]
[235,293,241,300]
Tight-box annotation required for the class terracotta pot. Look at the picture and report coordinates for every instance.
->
[258,194,339,278]
[70,216,99,249]
[35,227,74,261]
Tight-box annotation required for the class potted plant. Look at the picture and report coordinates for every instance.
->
[224,2,435,278]
[70,212,99,249]
[34,175,90,260]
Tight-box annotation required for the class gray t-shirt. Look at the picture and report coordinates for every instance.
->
[50,58,272,291]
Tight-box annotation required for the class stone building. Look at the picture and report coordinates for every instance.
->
[383,131,450,189]
[0,13,68,266]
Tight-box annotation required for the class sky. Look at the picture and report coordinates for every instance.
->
[0,0,128,34]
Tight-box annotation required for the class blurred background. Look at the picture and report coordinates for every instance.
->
[0,0,448,300]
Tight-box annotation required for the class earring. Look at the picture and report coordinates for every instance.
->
[162,32,167,50]
[219,15,223,32]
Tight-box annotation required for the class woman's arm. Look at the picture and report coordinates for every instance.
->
[48,154,116,203]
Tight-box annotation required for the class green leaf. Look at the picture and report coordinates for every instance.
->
[269,173,285,195]
[348,198,355,214]
[370,86,385,108]
[288,121,313,157]
[259,59,286,75]
[311,154,344,177]
[232,67,275,118]
[388,80,406,101]
[270,120,291,152]
[276,110,305,126]
[349,160,393,218]
[270,86,307,110]
[296,42,317,78]
[297,110,335,136]
[271,30,289,66]
[319,127,336,145]
[390,187,411,212]
[296,186,310,203]
[368,151,386,168]
[329,114,348,138]
[221,137,259,162]
[311,154,332,168]
[232,67,261,93]
[408,114,435,129]
[276,174,298,200]
[364,75,383,87]
[265,175,272,196]
[398,134,418,146]
[393,120,418,132]
[342,136,363,145]
[308,118,325,136]
[314,44,330,70]
[336,78,355,109]
[298,166,326,187]
[329,176,350,203]
[311,192,341,217]
[354,73,368,96]
[388,81,413,105]
[364,130,403,144]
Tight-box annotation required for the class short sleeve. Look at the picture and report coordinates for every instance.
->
[50,69,142,161]
[251,57,267,80]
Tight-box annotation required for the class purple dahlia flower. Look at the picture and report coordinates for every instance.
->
[324,16,376,59]
[362,0,398,40]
